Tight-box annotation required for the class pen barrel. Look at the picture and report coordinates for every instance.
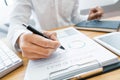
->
[24,25,65,50]
[27,25,48,38]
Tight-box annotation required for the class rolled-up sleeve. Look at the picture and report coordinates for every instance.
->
[7,0,32,51]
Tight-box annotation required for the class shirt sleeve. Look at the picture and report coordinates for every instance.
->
[71,0,89,24]
[7,0,32,51]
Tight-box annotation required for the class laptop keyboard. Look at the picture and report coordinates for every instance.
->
[0,40,22,78]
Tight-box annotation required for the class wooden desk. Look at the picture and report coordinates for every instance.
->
[1,16,120,80]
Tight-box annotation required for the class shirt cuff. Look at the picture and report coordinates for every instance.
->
[7,29,31,52]
[80,15,89,21]
[71,15,89,24]
[15,30,32,52]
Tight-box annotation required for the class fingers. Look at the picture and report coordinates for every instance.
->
[43,31,58,41]
[22,51,47,59]
[32,34,60,48]
[91,12,102,19]
[21,48,55,59]
[88,6,104,20]
[95,7,104,18]
[23,43,56,56]
[91,6,103,15]
[24,33,60,48]
[18,32,60,60]
[20,42,56,60]
[90,8,98,13]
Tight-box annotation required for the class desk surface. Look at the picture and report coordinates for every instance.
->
[1,16,120,80]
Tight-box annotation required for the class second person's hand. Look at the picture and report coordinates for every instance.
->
[88,6,104,20]
[18,31,60,60]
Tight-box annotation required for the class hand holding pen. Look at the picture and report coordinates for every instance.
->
[22,24,65,50]
[17,24,63,60]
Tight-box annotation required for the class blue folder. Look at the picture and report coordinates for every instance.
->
[75,20,120,32]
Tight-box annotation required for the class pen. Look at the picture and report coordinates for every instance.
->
[22,24,65,50]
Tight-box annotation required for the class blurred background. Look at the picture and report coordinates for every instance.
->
[79,0,120,18]
[0,0,120,38]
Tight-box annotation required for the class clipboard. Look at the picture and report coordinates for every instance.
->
[24,27,120,80]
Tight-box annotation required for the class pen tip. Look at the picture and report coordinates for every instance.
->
[22,24,27,27]
[60,46,65,50]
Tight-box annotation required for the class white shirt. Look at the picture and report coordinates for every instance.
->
[7,0,88,50]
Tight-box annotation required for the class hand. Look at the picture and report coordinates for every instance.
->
[88,6,104,20]
[18,31,60,60]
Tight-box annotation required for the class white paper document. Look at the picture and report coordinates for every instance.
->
[24,27,119,80]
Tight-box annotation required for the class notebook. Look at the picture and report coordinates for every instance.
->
[24,27,120,80]
[75,20,120,32]
[94,32,120,56]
